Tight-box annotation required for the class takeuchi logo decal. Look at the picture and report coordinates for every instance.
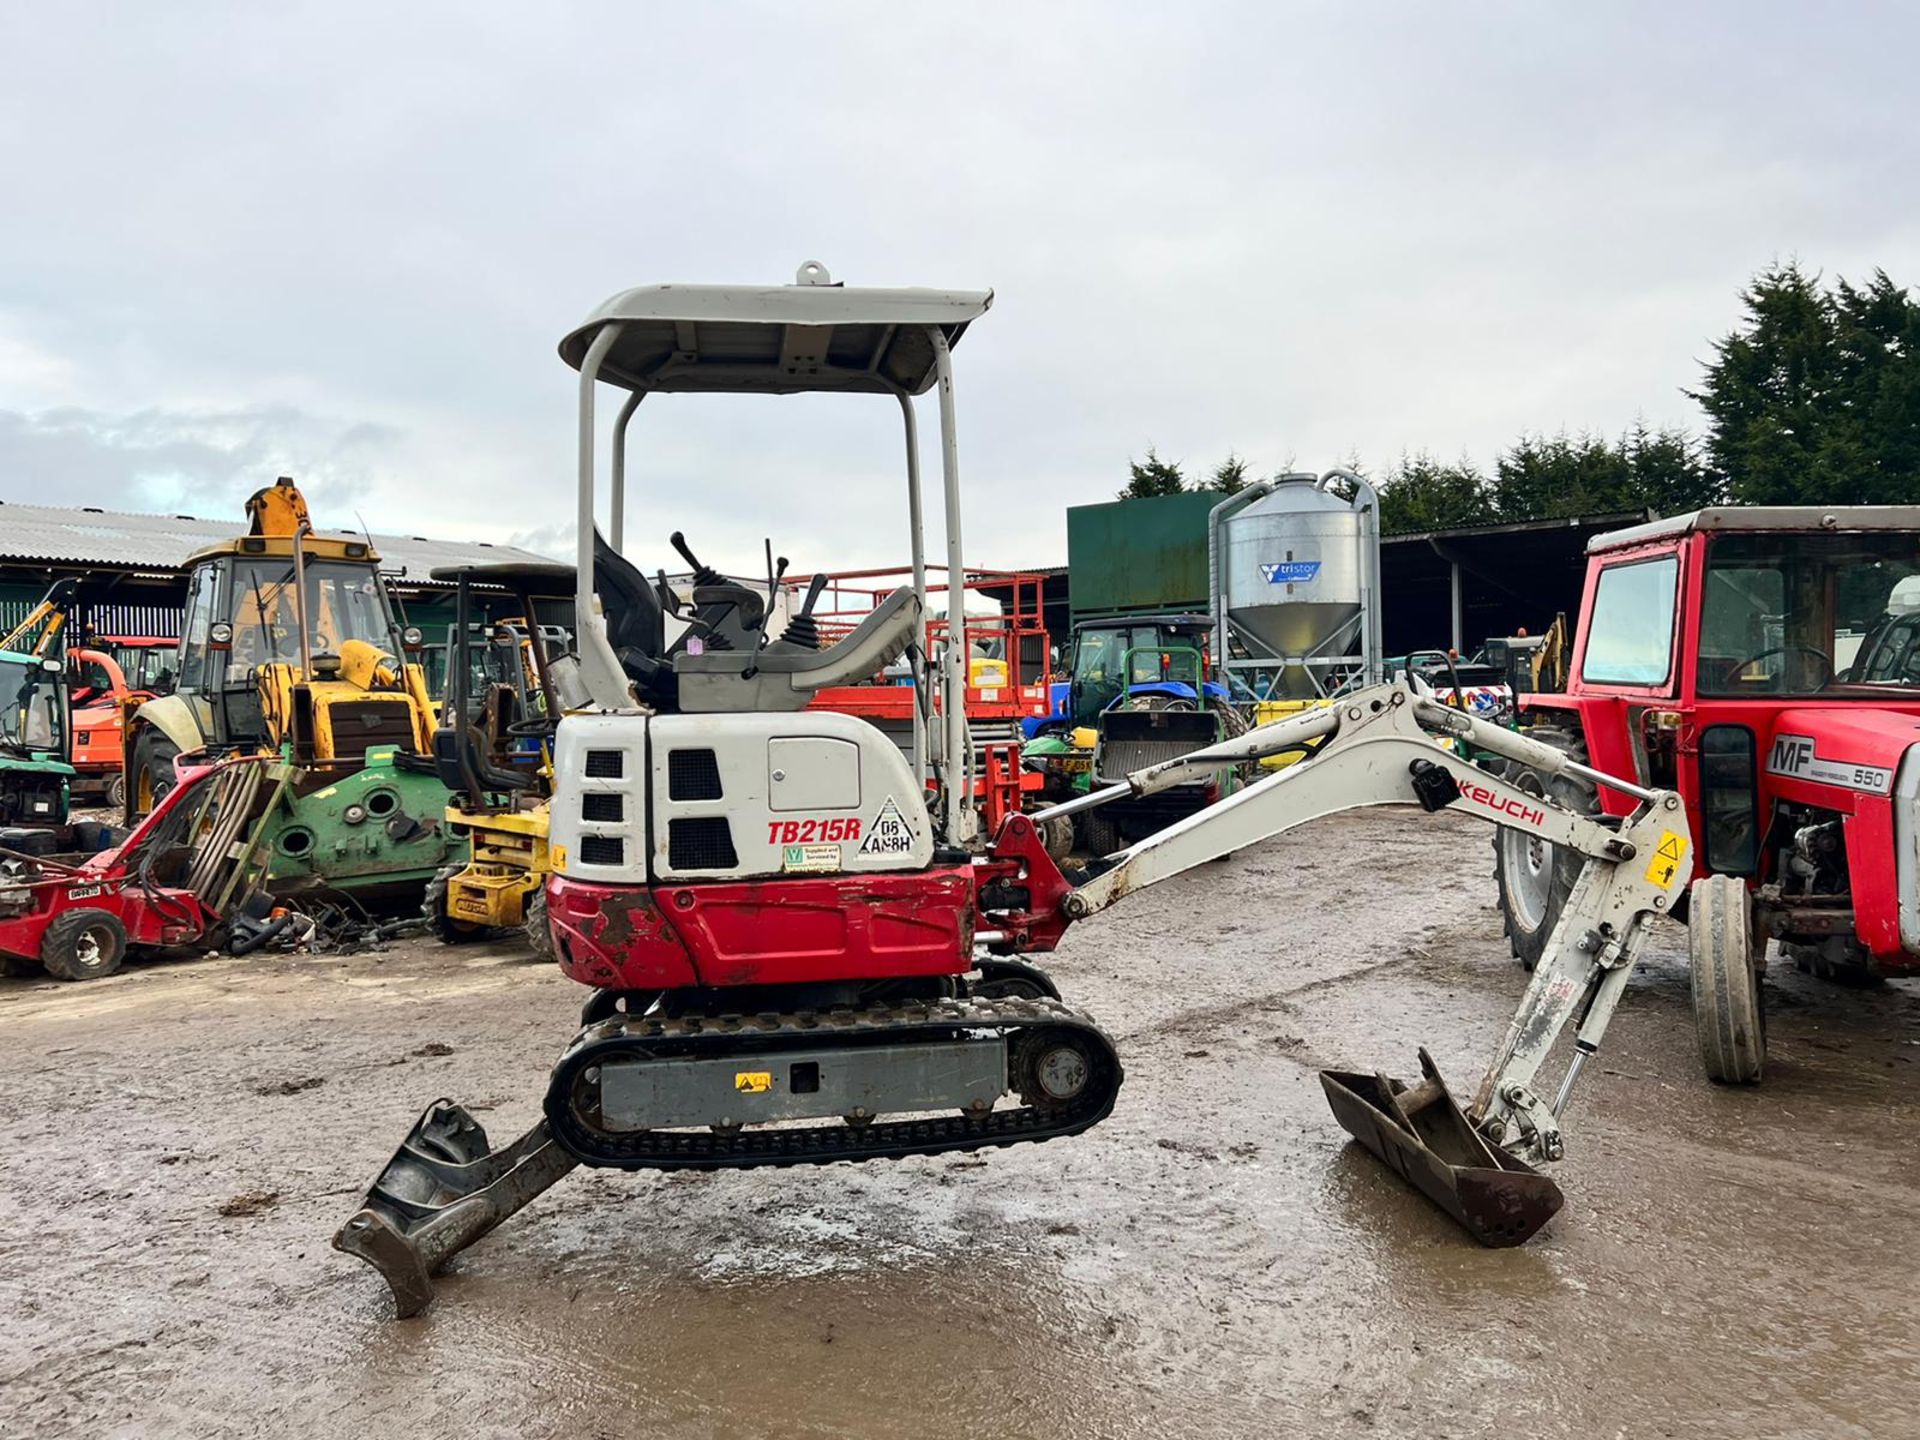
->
[1459,780,1544,828]
[1260,560,1322,584]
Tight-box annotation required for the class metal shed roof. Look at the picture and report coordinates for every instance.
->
[0,500,555,579]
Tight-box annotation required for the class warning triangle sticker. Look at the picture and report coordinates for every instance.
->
[1656,835,1683,861]
[857,796,916,857]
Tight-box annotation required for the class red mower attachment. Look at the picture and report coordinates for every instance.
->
[0,754,295,980]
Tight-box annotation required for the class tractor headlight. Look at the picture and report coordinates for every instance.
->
[209,622,233,648]
[401,626,424,649]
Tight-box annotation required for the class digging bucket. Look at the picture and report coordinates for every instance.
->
[332,1099,578,1317]
[1320,1048,1563,1247]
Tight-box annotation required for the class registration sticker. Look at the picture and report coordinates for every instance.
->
[782,842,841,873]
[857,796,916,857]
[1644,831,1688,889]
[734,1071,773,1094]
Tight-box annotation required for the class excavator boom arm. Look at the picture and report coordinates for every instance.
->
[1021,680,1693,1170]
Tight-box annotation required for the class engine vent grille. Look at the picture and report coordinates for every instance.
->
[584,749,624,779]
[668,749,723,801]
[324,699,420,760]
[668,817,738,870]
[1096,738,1213,783]
[581,791,623,823]
[579,834,625,867]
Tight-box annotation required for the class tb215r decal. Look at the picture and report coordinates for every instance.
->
[766,817,863,845]
[1766,734,1893,795]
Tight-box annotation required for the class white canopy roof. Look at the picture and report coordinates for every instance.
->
[558,262,992,397]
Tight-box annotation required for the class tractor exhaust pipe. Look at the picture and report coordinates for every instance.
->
[332,1100,578,1317]
[1319,1049,1563,1248]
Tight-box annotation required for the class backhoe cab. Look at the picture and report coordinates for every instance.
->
[1496,507,1920,1083]
[123,477,458,901]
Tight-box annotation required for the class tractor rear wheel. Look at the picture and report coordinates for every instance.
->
[1491,726,1596,971]
[131,730,182,815]
[1689,873,1766,1084]
[523,884,554,962]
[40,907,129,982]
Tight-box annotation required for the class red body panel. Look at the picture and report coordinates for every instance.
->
[546,812,1081,993]
[1524,529,1920,970]
[547,866,979,991]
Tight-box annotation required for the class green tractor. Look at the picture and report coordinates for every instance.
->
[0,646,74,837]
[1023,613,1246,853]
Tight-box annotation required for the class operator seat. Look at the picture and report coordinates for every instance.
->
[592,530,675,709]
[673,586,923,713]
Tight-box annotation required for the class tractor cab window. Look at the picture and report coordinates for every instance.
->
[1580,556,1679,686]
[223,558,396,676]
[0,658,63,754]
[111,643,178,694]
[177,563,217,692]
[1071,624,1207,719]
[1699,532,1920,696]
[1071,627,1132,716]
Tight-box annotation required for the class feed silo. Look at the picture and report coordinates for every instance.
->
[1208,470,1383,700]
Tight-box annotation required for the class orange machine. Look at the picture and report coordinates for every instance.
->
[67,640,177,806]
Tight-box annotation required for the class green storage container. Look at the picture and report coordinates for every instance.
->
[1066,491,1218,620]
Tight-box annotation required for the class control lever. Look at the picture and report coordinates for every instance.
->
[778,572,830,650]
[655,569,683,618]
[741,540,789,678]
[669,531,727,589]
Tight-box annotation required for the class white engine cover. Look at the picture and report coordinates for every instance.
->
[551,710,935,885]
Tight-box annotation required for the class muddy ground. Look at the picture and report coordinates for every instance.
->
[3,808,1918,1438]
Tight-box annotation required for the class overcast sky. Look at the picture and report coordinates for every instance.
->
[2,3,1916,575]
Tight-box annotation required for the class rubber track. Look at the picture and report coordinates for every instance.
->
[542,995,1123,1171]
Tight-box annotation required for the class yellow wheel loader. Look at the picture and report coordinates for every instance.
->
[122,477,462,902]
[422,561,575,952]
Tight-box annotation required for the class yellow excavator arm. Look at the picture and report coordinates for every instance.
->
[245,476,313,538]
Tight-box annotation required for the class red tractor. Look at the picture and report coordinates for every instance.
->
[1495,507,1920,1083]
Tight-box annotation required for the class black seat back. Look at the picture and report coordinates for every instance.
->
[592,529,676,708]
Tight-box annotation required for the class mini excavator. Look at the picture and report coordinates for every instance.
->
[334,266,1693,1315]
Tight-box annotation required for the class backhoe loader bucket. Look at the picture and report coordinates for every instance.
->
[1320,1049,1562,1247]
[332,1099,578,1317]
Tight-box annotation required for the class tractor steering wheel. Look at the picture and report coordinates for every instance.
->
[1729,643,1834,690]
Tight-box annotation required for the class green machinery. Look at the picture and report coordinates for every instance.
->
[0,646,73,833]
[1024,614,1244,852]
[123,479,463,904]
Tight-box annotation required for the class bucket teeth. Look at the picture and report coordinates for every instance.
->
[1319,1053,1563,1248]
[332,1099,579,1317]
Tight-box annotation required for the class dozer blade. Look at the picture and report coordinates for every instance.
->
[1319,1048,1563,1248]
[332,1099,578,1318]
